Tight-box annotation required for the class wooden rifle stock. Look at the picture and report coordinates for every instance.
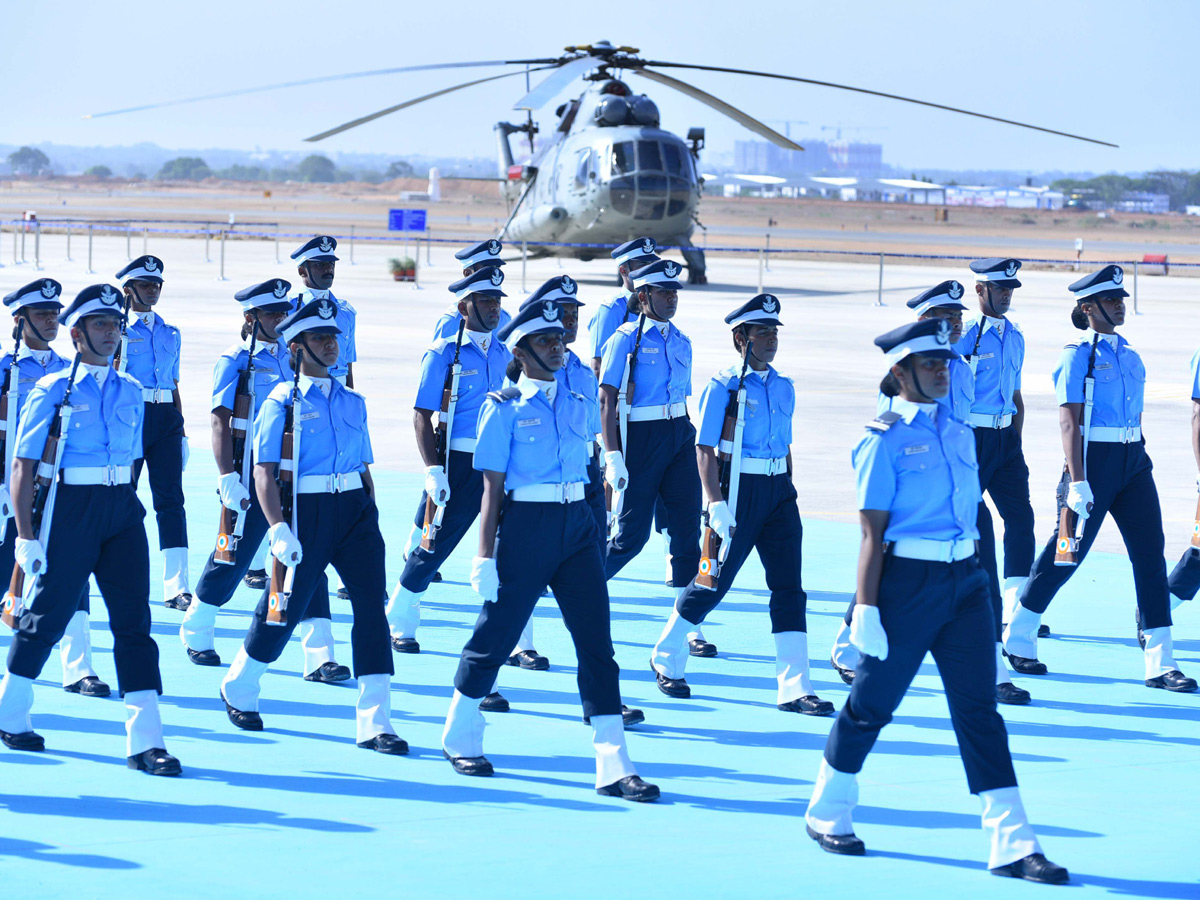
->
[1053,467,1078,566]
[696,392,740,590]
[266,421,297,627]
[214,329,257,564]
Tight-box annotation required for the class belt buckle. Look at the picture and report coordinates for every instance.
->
[557,483,569,504]
[102,465,118,486]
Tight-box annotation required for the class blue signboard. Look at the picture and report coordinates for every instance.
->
[388,209,428,232]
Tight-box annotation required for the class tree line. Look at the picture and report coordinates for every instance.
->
[1050,171,1200,210]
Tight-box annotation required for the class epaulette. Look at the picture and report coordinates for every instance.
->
[866,411,902,432]
[1063,339,1086,349]
[615,321,639,337]
[428,337,453,354]
[487,386,521,403]
[116,370,143,389]
[1009,318,1023,334]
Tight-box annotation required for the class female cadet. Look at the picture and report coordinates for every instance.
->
[181,281,344,683]
[1004,266,1196,692]
[219,297,406,753]
[441,300,658,801]
[805,318,1067,884]
[0,279,106,698]
[430,239,513,339]
[115,256,192,612]
[650,294,833,716]
[0,284,181,776]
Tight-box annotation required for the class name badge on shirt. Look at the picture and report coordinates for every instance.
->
[299,411,320,421]
[1095,362,1113,370]
[127,337,145,343]
[903,444,929,455]
[517,418,541,427]
[642,347,660,354]
[978,352,994,360]
[460,369,479,376]
[70,403,89,412]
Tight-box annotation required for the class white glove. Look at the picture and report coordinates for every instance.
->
[604,450,629,493]
[218,471,251,511]
[267,522,302,566]
[471,556,499,603]
[15,537,46,577]
[0,483,12,520]
[181,436,190,472]
[707,500,736,542]
[1066,481,1093,519]
[850,604,889,661]
[424,465,451,507]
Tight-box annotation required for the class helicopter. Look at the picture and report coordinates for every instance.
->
[88,41,1114,284]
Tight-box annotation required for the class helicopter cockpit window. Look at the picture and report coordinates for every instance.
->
[611,141,635,176]
[573,149,592,190]
[662,143,686,176]
[610,177,635,215]
[637,141,662,174]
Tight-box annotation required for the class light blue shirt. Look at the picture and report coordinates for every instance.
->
[598,318,692,407]
[0,347,70,418]
[17,367,144,468]
[211,337,291,414]
[294,289,355,379]
[1188,347,1200,400]
[474,376,590,491]
[432,304,513,340]
[121,312,181,391]
[875,356,973,424]
[559,349,601,437]
[853,398,981,542]
[1053,332,1144,428]
[414,334,510,441]
[697,363,793,459]
[587,293,632,360]
[254,376,373,476]
[961,314,1023,417]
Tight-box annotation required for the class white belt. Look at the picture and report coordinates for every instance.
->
[510,482,586,503]
[890,537,975,562]
[142,387,175,404]
[61,465,132,486]
[740,456,789,476]
[449,437,477,453]
[1086,425,1141,443]
[586,441,596,459]
[296,472,363,494]
[967,412,1013,429]
[628,402,687,422]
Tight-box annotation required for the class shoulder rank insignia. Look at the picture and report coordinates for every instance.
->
[487,386,521,403]
[866,411,902,432]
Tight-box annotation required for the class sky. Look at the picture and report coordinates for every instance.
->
[5,0,1198,174]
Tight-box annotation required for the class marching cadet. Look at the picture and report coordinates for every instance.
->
[431,239,513,339]
[219,297,406,753]
[114,256,192,612]
[385,267,510,677]
[181,281,346,683]
[650,295,833,715]
[599,259,704,622]
[0,284,182,775]
[0,279,106,698]
[441,299,655,799]
[1164,343,1200,614]
[805,318,1067,884]
[1004,266,1197,692]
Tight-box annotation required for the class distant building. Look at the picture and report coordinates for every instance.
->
[1116,191,1170,214]
[733,138,883,176]
[946,185,1064,209]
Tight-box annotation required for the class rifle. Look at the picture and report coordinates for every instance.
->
[266,362,302,626]
[606,311,647,538]
[0,320,25,546]
[113,293,132,374]
[964,315,987,376]
[421,318,465,552]
[1054,334,1099,566]
[697,341,752,589]
[2,354,82,629]
[214,322,259,564]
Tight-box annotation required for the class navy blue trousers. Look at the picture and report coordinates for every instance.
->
[605,417,702,584]
[1168,546,1200,602]
[1019,441,1171,629]
[7,484,161,695]
[193,490,330,618]
[824,555,1017,794]
[455,498,622,719]
[0,517,89,614]
[243,488,391,676]
[974,425,1035,632]
[132,402,188,550]
[676,473,806,632]
[401,450,483,593]
[584,456,607,540]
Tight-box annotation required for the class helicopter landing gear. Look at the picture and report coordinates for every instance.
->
[678,244,708,285]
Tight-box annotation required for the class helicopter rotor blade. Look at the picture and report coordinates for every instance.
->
[304,67,557,142]
[636,61,1118,148]
[83,58,561,120]
[514,55,600,110]
[631,69,803,151]
[499,173,539,240]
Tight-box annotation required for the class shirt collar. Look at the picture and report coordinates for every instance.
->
[298,288,334,302]
[1087,329,1119,348]
[640,317,670,337]
[299,373,334,398]
[890,397,938,425]
[242,335,283,356]
[981,314,1005,335]
[466,330,492,353]
[17,344,53,364]
[517,373,555,401]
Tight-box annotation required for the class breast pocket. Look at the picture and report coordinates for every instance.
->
[109,405,140,456]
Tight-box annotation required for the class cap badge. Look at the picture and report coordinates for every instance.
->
[663,261,679,278]
[489,268,504,286]
[641,237,655,254]
[561,275,576,295]
[948,281,963,300]
[40,280,57,299]
[935,320,950,344]
[273,280,287,298]
[1112,267,1123,285]
[317,300,335,319]
[1004,260,1018,278]
[144,257,159,272]
[541,301,560,322]
[761,295,777,314]
[487,239,501,255]
[318,236,334,253]
[99,286,121,306]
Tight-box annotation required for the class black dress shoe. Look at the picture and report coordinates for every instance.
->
[127,748,182,776]
[506,649,550,670]
[431,571,443,583]
[688,637,718,658]
[304,662,351,683]
[779,695,836,716]
[222,693,263,731]
[597,774,660,802]
[358,733,409,754]
[830,654,856,685]
[479,692,510,712]
[443,748,494,776]
[996,682,1032,705]
[336,587,351,600]
[806,823,866,856]
[1037,624,1051,638]
[1005,653,1048,676]
[187,647,221,667]
[1146,670,1198,692]
[584,705,646,727]
[651,664,691,698]
[0,729,44,751]
[164,592,192,612]
[391,636,420,654]
[64,676,111,698]
[990,852,1069,884]
[243,568,267,590]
